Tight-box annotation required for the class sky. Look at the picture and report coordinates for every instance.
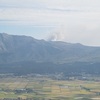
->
[0,0,100,46]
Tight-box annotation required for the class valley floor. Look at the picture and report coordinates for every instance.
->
[0,75,100,100]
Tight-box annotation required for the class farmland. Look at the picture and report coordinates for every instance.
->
[0,75,100,100]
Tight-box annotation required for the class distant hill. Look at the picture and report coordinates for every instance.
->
[0,33,100,75]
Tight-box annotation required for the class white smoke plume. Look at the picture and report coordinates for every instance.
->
[47,22,100,46]
[47,27,66,41]
[47,31,65,41]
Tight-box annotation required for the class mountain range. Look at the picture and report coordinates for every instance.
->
[0,33,100,75]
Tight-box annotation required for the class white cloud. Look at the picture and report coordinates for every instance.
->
[0,0,100,46]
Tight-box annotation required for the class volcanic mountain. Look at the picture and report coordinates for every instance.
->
[0,33,100,75]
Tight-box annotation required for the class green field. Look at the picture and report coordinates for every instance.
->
[0,76,100,100]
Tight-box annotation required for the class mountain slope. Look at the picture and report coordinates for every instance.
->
[0,33,100,64]
[0,33,100,75]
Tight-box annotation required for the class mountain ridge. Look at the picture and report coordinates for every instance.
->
[0,33,100,64]
[0,33,100,75]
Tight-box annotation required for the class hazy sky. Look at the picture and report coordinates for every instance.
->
[0,0,100,46]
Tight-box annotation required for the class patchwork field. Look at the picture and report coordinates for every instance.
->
[0,76,100,100]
